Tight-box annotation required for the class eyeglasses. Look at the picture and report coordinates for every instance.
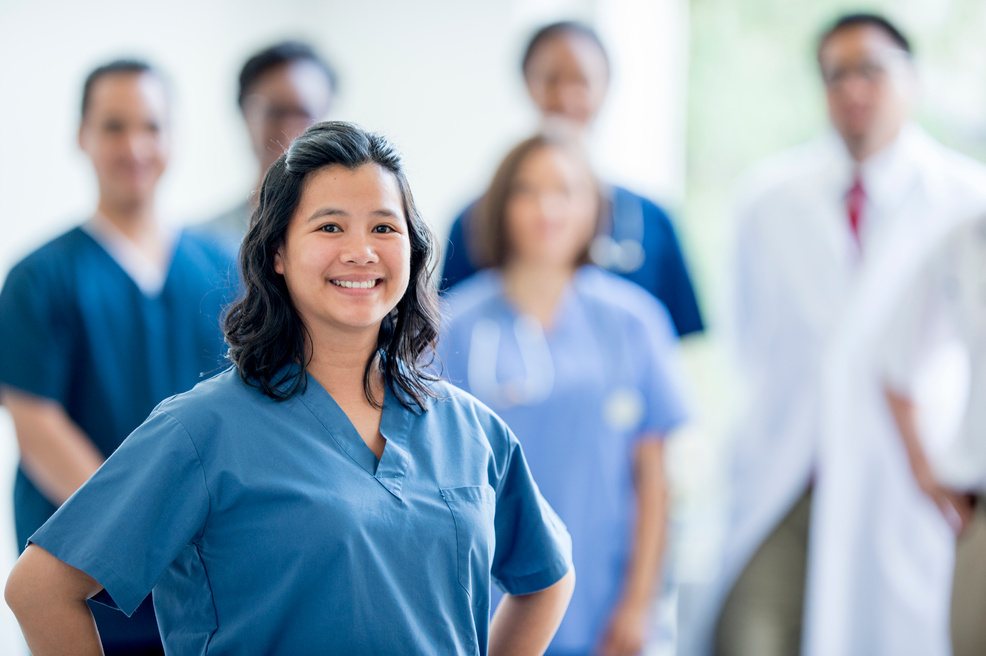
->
[242,94,317,125]
[821,49,910,89]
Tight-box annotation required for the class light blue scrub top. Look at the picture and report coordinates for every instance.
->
[30,366,572,656]
[439,266,688,655]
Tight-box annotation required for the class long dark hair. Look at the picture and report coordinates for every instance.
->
[224,121,441,408]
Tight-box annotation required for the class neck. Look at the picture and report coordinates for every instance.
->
[96,196,158,242]
[845,125,902,163]
[501,260,576,327]
[305,327,383,404]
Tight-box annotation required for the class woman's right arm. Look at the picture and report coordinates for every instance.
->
[488,567,575,656]
[5,544,105,655]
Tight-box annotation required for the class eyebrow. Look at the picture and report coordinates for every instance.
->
[306,207,401,222]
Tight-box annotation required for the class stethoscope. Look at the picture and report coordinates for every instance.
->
[467,314,554,408]
[466,283,646,432]
[589,187,646,274]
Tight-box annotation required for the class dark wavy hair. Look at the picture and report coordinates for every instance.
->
[224,121,441,408]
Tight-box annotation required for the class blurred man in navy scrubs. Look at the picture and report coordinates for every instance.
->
[0,59,236,655]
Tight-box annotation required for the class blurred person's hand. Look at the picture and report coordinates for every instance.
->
[595,597,648,656]
[906,441,975,535]
[886,386,974,535]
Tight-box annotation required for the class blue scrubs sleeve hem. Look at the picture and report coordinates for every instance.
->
[638,411,689,441]
[26,537,147,617]
[496,558,572,597]
[0,379,66,408]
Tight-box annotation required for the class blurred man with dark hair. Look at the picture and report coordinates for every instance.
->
[202,40,336,239]
[684,13,986,656]
[0,59,236,655]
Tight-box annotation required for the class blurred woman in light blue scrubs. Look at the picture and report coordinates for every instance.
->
[439,133,689,656]
[5,122,575,656]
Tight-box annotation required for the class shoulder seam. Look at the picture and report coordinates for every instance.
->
[156,410,213,537]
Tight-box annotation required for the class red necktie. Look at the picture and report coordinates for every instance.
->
[846,175,865,244]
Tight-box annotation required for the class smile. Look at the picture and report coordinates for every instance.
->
[331,279,380,289]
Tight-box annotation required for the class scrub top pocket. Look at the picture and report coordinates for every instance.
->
[441,485,496,608]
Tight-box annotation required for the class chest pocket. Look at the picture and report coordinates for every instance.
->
[441,485,496,608]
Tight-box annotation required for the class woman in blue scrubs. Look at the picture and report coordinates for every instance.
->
[5,122,575,656]
[439,133,689,656]
[441,21,704,338]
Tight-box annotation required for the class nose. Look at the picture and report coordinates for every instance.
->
[558,84,583,113]
[123,129,155,162]
[341,231,379,266]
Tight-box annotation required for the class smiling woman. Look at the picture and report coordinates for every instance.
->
[4,122,575,656]
[227,123,433,408]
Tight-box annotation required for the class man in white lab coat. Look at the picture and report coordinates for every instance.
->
[695,13,986,656]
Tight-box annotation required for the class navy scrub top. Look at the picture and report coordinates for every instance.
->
[440,185,704,337]
[0,226,237,649]
[30,367,573,655]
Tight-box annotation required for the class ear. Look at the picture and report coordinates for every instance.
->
[77,122,87,152]
[273,248,285,275]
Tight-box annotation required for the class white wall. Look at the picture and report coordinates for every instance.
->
[0,0,686,650]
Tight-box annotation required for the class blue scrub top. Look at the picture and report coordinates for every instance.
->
[0,226,237,649]
[440,185,704,337]
[30,366,573,656]
[438,266,689,655]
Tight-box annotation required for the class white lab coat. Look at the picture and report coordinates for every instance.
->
[882,214,986,492]
[806,203,986,656]
[683,124,986,656]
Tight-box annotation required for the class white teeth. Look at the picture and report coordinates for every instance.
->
[332,279,377,289]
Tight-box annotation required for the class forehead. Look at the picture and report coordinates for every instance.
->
[526,32,608,76]
[85,72,168,120]
[247,60,333,100]
[298,163,405,211]
[515,144,593,181]
[820,24,905,63]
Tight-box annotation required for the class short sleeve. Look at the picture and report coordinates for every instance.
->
[29,409,211,616]
[440,204,479,291]
[0,261,74,403]
[647,203,704,337]
[488,422,572,595]
[633,299,691,438]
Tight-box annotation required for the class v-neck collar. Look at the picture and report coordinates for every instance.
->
[297,370,411,500]
[80,215,180,298]
[490,267,584,336]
